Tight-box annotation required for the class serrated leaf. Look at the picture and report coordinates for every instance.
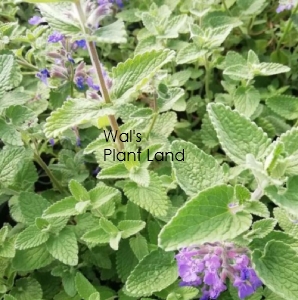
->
[254,62,290,76]
[81,227,110,245]
[233,86,260,118]
[46,227,78,266]
[45,99,115,138]
[223,64,253,80]
[111,50,175,103]
[75,272,97,300]
[280,127,298,155]
[117,240,139,282]
[252,241,298,300]
[274,207,298,236]
[265,176,298,218]
[245,218,277,239]
[43,196,78,218]
[10,277,42,300]
[129,235,149,261]
[19,192,50,225]
[16,225,49,250]
[208,103,270,164]
[38,3,80,34]
[69,179,90,201]
[126,248,177,297]
[0,54,15,98]
[93,20,127,43]
[266,95,298,120]
[159,185,252,251]
[171,140,224,196]
[200,114,219,148]
[0,119,23,146]
[176,44,207,65]
[237,0,267,15]
[118,221,146,239]
[244,201,270,218]
[123,172,171,217]
[152,111,177,138]
[13,244,54,271]
[89,184,120,210]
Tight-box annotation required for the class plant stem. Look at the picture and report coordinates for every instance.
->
[73,0,124,151]
[33,152,65,194]
[222,0,232,16]
[204,55,211,100]
[276,5,298,51]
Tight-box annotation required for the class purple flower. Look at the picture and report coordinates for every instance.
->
[276,1,294,13]
[49,138,55,146]
[28,16,44,25]
[75,76,85,90]
[98,0,124,8]
[36,69,50,85]
[75,39,87,49]
[86,77,100,91]
[175,244,262,299]
[48,31,64,43]
[76,137,81,147]
[67,54,75,64]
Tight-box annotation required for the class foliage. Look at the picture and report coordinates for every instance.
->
[0,0,298,299]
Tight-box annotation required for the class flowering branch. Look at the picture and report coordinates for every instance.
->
[73,0,124,151]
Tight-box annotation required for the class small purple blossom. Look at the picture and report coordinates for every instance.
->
[86,77,100,91]
[49,138,55,146]
[176,243,262,299]
[28,16,44,25]
[98,0,124,8]
[36,69,50,85]
[75,76,85,90]
[276,1,294,13]
[48,31,64,43]
[75,39,87,49]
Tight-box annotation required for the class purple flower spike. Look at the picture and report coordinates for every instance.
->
[48,31,64,43]
[28,16,44,25]
[36,69,50,85]
[176,243,262,300]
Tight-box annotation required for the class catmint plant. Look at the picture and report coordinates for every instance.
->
[1,0,298,299]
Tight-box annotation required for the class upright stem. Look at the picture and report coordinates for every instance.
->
[276,5,298,51]
[74,0,124,151]
[204,55,211,100]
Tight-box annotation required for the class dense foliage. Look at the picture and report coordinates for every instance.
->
[1,0,298,299]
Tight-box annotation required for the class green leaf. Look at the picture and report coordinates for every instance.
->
[265,176,298,218]
[158,185,252,251]
[69,179,90,201]
[118,220,146,239]
[75,272,98,300]
[126,248,177,297]
[208,103,270,164]
[244,201,270,218]
[266,95,298,120]
[10,277,42,300]
[0,54,15,98]
[100,218,119,235]
[176,44,207,65]
[111,50,175,104]
[280,127,298,155]
[253,62,290,76]
[129,235,149,261]
[46,227,78,266]
[116,240,139,282]
[274,207,298,235]
[25,0,74,2]
[171,140,224,196]
[123,172,171,217]
[237,0,267,15]
[81,227,110,245]
[19,192,50,225]
[43,197,79,218]
[38,3,80,34]
[89,185,120,210]
[245,218,277,239]
[252,241,298,300]
[233,86,260,118]
[0,147,30,188]
[93,20,127,43]
[13,244,54,271]
[0,119,22,146]
[44,99,115,138]
[151,112,177,138]
[16,225,49,250]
